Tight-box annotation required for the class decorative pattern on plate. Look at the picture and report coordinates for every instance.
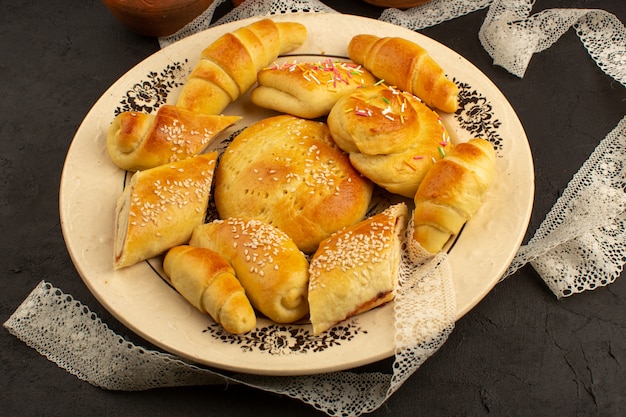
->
[203,321,367,354]
[454,78,503,150]
[113,60,188,116]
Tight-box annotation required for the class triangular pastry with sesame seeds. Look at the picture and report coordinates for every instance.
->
[113,152,217,269]
[107,104,240,172]
[308,202,408,335]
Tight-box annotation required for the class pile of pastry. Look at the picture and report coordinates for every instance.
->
[106,19,496,335]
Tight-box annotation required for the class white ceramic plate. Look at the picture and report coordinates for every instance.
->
[60,13,534,376]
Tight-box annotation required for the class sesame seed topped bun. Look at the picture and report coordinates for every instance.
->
[213,114,373,254]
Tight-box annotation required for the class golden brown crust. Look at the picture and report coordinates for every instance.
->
[113,152,218,269]
[328,84,451,198]
[189,218,310,324]
[213,114,373,253]
[348,34,458,113]
[176,20,307,115]
[308,203,409,335]
[251,60,377,119]
[412,138,496,255]
[163,245,256,334]
[107,105,240,171]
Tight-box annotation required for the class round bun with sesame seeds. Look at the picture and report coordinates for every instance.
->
[308,202,409,335]
[327,84,451,198]
[190,217,310,324]
[213,114,374,254]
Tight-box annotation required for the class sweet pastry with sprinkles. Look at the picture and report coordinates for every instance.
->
[348,34,459,113]
[190,217,310,324]
[107,104,240,171]
[308,202,409,335]
[327,83,451,198]
[411,138,496,260]
[213,114,374,254]
[163,245,256,334]
[113,152,218,269]
[176,19,307,115]
[250,59,377,119]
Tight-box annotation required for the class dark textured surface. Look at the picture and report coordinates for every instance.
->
[1,1,625,416]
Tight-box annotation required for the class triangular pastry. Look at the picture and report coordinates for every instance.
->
[308,202,408,335]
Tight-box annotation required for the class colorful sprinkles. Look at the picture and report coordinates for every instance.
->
[266,59,370,92]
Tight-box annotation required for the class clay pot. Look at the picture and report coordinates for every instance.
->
[102,0,214,37]
[363,0,431,9]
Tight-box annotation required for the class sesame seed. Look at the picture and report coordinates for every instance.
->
[308,209,398,291]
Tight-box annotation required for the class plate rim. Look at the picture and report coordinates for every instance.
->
[59,12,534,375]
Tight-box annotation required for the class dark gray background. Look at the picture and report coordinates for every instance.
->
[2,1,625,416]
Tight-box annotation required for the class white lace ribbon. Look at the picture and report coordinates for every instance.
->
[504,116,626,297]
[478,0,626,81]
[380,0,492,30]
[4,249,455,417]
[159,0,338,48]
[380,0,626,84]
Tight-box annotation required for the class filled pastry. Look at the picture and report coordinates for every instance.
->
[107,104,240,171]
[251,59,377,119]
[308,203,408,335]
[213,114,373,253]
[328,84,451,198]
[190,217,310,324]
[113,152,217,269]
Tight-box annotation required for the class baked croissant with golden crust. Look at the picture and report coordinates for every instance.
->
[163,245,256,334]
[348,34,459,113]
[176,19,307,115]
[411,138,496,259]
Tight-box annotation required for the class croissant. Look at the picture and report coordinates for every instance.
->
[176,19,307,115]
[163,245,256,334]
[107,104,240,171]
[190,218,310,324]
[411,138,496,258]
[348,34,459,113]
